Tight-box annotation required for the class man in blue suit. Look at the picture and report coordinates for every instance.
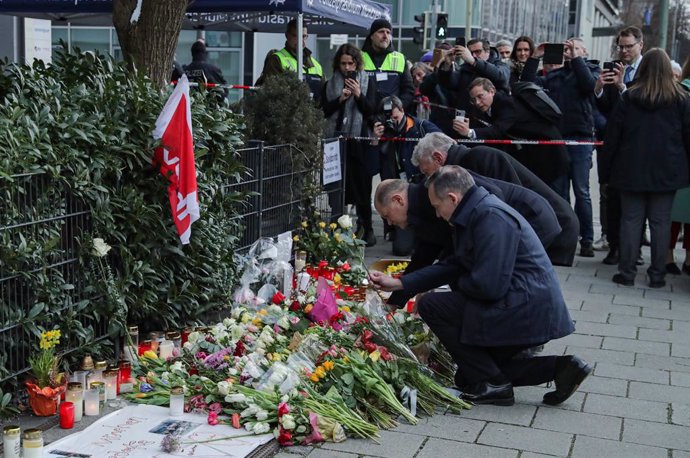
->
[370,165,591,406]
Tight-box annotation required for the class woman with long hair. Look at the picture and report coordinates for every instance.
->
[509,36,535,83]
[321,43,378,246]
[600,48,690,287]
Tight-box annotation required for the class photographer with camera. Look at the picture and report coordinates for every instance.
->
[370,96,441,255]
[322,43,378,247]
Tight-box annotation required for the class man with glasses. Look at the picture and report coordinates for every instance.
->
[257,19,323,102]
[594,26,646,266]
[452,78,569,190]
[435,38,510,113]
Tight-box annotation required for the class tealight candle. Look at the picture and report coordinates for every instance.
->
[84,387,100,416]
[59,402,75,429]
[103,369,118,400]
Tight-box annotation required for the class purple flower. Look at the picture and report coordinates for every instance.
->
[161,434,180,453]
[139,382,153,393]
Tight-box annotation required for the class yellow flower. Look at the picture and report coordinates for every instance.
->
[309,373,320,383]
[334,273,341,284]
[340,306,350,313]
[314,366,326,378]
[334,233,342,242]
[252,317,263,326]
[323,360,335,371]
[342,356,350,363]
[142,350,158,359]
[369,350,381,362]
[304,303,314,314]
[293,235,299,241]
[258,309,268,316]
[318,222,326,229]
[301,221,308,228]
[329,223,337,230]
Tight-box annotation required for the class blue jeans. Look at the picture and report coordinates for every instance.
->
[560,142,594,243]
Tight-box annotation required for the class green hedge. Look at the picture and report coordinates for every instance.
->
[0,48,246,379]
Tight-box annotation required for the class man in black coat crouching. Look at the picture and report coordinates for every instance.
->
[370,166,591,406]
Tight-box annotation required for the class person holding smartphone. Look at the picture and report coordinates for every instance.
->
[521,38,601,258]
[321,43,378,247]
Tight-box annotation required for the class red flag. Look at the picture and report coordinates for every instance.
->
[152,74,200,245]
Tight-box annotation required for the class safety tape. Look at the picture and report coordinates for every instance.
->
[171,81,258,90]
[343,136,603,146]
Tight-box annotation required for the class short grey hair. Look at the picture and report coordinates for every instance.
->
[411,132,455,166]
[425,165,475,197]
[380,95,404,112]
[375,179,409,207]
[495,39,512,49]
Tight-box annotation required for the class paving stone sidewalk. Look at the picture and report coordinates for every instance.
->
[275,209,690,458]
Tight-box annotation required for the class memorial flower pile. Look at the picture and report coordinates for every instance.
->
[125,249,471,447]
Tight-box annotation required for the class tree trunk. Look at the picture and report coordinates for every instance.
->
[113,0,187,89]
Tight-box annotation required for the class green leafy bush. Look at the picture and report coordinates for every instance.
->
[0,48,246,381]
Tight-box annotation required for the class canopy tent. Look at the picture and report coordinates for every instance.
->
[0,0,391,33]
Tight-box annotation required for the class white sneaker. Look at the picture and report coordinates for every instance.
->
[593,235,609,251]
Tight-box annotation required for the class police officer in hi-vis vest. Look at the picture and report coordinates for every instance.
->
[361,19,415,111]
[256,18,323,103]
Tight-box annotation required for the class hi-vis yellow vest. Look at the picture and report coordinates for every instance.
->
[362,51,405,73]
[362,51,405,99]
[275,48,323,77]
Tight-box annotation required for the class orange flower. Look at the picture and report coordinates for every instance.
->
[304,303,314,314]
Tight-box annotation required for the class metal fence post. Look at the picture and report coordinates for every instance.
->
[248,140,265,239]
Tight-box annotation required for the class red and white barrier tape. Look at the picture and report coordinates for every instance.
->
[171,81,258,90]
[344,136,603,146]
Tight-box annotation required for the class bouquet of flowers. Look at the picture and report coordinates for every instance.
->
[293,213,365,264]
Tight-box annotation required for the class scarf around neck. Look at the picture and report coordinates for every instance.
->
[325,69,369,138]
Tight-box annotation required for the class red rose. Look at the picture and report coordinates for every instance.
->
[272,291,286,304]
[278,401,290,416]
[207,411,220,426]
[318,260,329,269]
[341,262,351,271]
[289,300,301,312]
[233,340,245,357]
[278,428,294,446]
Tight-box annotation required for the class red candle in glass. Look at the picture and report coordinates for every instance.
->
[138,340,152,356]
[118,361,132,393]
[60,402,75,429]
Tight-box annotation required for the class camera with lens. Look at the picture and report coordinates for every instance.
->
[372,100,397,134]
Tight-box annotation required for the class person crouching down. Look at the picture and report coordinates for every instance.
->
[369,165,592,406]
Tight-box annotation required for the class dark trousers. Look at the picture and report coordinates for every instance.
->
[417,291,558,386]
[619,191,675,280]
[670,222,690,250]
[599,184,608,236]
[607,186,621,248]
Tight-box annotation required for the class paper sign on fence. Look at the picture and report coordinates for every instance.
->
[322,140,341,185]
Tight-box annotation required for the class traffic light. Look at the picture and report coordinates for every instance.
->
[436,13,448,39]
[413,12,429,48]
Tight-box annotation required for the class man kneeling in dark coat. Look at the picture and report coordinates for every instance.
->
[370,166,591,406]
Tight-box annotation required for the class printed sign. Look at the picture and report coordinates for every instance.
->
[323,140,342,185]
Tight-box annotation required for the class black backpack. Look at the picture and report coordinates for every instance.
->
[511,81,562,125]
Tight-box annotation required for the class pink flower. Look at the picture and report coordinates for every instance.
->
[277,402,290,417]
[209,402,222,414]
[207,411,220,426]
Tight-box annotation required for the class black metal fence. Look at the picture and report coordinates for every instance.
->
[0,140,346,382]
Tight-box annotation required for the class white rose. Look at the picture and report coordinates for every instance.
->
[281,414,296,430]
[256,410,268,421]
[277,316,290,330]
[217,381,231,396]
[253,422,271,434]
[92,238,111,257]
[337,214,352,229]
[186,332,201,344]
[225,393,246,403]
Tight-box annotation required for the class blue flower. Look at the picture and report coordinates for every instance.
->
[140,382,154,393]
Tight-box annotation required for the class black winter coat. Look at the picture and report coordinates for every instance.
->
[600,91,690,192]
[521,57,600,138]
[445,145,579,266]
[400,186,575,346]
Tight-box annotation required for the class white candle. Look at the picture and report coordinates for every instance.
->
[159,340,174,359]
[84,388,100,416]
[169,387,184,417]
[66,383,84,421]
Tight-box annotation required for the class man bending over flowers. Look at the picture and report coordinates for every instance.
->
[370,165,591,406]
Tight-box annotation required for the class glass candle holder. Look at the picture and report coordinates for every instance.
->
[127,325,139,347]
[159,340,174,359]
[3,425,21,458]
[22,429,43,458]
[138,339,153,356]
[118,360,133,394]
[66,382,84,421]
[70,370,88,395]
[84,387,100,416]
[103,369,118,401]
[169,386,184,417]
[90,381,106,410]
[165,331,182,348]
[59,402,75,429]
[294,250,307,272]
